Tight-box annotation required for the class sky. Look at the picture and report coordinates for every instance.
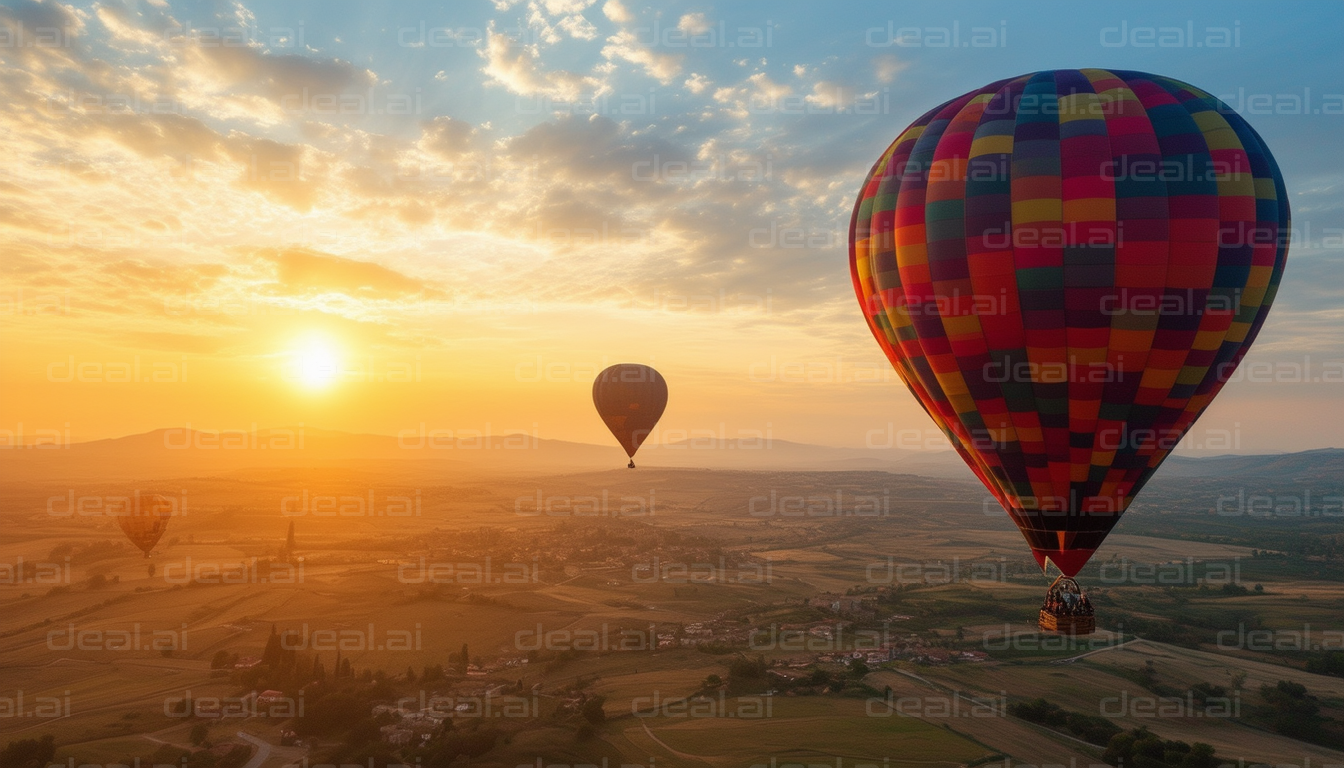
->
[1,0,1342,454]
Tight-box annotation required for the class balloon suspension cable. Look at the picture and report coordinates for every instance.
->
[628,460,636,469]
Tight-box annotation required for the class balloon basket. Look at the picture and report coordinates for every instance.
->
[627,460,635,469]
[1038,610,1095,635]
[1038,576,1095,635]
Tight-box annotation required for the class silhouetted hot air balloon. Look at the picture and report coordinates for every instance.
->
[849,69,1289,633]
[593,364,668,468]
[117,493,174,558]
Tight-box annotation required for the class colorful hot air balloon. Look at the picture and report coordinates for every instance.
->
[593,364,668,468]
[117,493,174,558]
[849,69,1288,629]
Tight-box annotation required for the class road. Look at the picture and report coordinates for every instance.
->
[1050,635,1145,664]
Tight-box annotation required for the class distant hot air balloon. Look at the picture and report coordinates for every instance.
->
[849,69,1289,632]
[593,364,668,468]
[117,493,174,558]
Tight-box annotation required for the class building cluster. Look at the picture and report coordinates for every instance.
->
[373,683,510,745]
[807,593,878,615]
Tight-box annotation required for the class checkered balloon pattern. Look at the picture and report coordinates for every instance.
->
[848,69,1289,576]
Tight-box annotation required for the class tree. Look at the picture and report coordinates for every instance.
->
[0,735,56,768]
[262,624,284,668]
[189,723,209,746]
[728,654,767,680]
[406,666,416,682]
[293,693,365,736]
[581,695,607,726]
[1103,726,1218,768]
[702,673,722,689]
[1258,680,1326,742]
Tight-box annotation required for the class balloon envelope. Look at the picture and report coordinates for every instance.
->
[849,69,1289,576]
[592,364,668,463]
[117,493,174,557]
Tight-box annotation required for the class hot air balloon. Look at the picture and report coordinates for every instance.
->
[117,493,174,558]
[593,364,668,468]
[849,69,1288,633]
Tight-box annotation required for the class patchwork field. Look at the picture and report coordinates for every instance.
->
[3,464,1344,766]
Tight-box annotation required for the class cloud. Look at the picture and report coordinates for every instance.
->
[504,114,689,193]
[804,80,869,110]
[541,0,596,12]
[94,2,163,47]
[677,13,710,35]
[0,0,88,67]
[711,72,792,116]
[224,134,325,211]
[523,0,598,44]
[419,117,478,159]
[601,29,682,83]
[93,259,229,305]
[748,73,791,101]
[480,30,605,99]
[259,249,438,299]
[872,54,906,84]
[557,14,598,40]
[184,44,377,108]
[0,0,85,42]
[602,0,632,24]
[94,112,227,163]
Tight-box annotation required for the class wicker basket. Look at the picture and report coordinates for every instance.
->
[1038,609,1096,635]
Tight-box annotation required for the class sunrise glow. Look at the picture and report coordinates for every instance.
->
[290,336,343,391]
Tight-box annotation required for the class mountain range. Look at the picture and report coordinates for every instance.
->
[2,427,1340,484]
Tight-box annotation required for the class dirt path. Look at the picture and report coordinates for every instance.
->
[1051,636,1145,664]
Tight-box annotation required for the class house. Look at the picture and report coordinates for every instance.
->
[405,710,447,727]
[808,593,876,615]
[381,725,413,746]
[372,704,410,718]
[923,649,952,664]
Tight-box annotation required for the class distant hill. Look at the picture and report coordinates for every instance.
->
[1161,448,1344,479]
[0,427,972,482]
[1,427,1337,484]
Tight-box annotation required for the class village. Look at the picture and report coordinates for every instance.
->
[350,588,990,747]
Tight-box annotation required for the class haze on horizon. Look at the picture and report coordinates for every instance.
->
[3,0,1343,455]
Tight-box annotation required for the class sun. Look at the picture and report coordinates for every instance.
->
[290,336,343,390]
